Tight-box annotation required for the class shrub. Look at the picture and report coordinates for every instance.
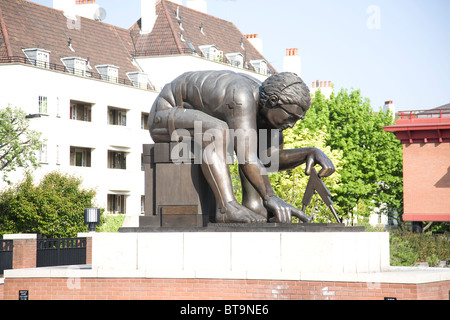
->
[390,230,450,267]
[97,214,125,233]
[0,171,98,238]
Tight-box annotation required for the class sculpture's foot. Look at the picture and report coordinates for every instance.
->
[242,198,268,219]
[216,201,266,223]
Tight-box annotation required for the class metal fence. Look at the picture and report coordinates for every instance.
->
[36,238,87,268]
[0,56,155,91]
[0,240,13,275]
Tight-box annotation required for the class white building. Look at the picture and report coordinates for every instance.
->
[310,80,334,99]
[0,0,275,227]
[130,0,274,90]
[283,48,302,77]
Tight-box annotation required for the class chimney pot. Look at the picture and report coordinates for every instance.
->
[312,81,315,88]
[141,0,157,34]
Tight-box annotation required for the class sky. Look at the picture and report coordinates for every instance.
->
[30,0,450,111]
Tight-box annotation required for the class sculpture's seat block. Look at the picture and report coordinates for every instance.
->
[140,144,216,228]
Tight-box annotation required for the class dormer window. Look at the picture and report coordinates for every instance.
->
[127,72,148,89]
[226,53,244,68]
[96,65,119,83]
[23,48,50,69]
[250,59,268,75]
[198,45,223,62]
[61,57,87,76]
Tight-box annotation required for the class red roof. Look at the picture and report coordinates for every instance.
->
[384,108,450,144]
[129,0,276,74]
[0,0,276,81]
[0,0,139,79]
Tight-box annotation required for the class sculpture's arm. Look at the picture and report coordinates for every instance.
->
[234,127,310,223]
[278,148,335,177]
[261,130,335,177]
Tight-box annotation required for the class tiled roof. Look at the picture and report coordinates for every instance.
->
[0,0,139,79]
[130,0,277,74]
[432,103,450,110]
[0,0,276,80]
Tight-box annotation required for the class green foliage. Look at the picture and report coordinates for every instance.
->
[390,230,450,266]
[230,127,344,222]
[97,214,125,233]
[0,171,98,238]
[0,105,44,184]
[270,127,344,222]
[233,88,403,223]
[297,89,403,220]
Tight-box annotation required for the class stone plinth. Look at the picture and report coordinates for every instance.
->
[140,144,215,229]
[92,231,389,277]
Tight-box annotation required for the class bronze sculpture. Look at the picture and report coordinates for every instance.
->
[149,70,335,224]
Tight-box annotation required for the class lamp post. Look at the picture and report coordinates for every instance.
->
[84,208,100,232]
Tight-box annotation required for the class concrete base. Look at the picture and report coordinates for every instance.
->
[91,231,389,277]
[119,223,365,233]
[2,231,449,300]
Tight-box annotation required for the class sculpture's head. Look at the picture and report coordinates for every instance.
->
[259,72,311,130]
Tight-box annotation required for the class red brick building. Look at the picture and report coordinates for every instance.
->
[384,105,450,223]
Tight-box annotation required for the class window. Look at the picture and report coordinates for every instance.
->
[96,65,119,83]
[108,107,127,126]
[36,51,50,68]
[127,72,148,89]
[23,48,50,69]
[141,113,149,130]
[61,57,87,76]
[56,97,61,118]
[199,45,223,62]
[226,53,244,68]
[39,144,48,163]
[250,59,268,75]
[70,101,92,122]
[70,147,92,167]
[56,145,60,165]
[39,96,48,114]
[108,194,126,214]
[141,196,145,214]
[108,151,127,169]
[74,59,86,76]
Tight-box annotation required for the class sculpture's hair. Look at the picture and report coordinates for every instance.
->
[260,72,311,110]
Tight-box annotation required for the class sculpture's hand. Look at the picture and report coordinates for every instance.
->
[305,148,335,178]
[264,196,311,223]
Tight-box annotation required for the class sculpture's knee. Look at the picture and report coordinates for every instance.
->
[202,120,229,144]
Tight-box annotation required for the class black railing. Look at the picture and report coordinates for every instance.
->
[37,238,87,268]
[0,240,13,275]
[0,56,155,91]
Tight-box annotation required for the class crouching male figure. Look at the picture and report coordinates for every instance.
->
[148,70,335,223]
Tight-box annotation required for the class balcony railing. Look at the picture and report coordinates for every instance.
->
[132,49,272,76]
[0,56,155,91]
[396,109,450,125]
[399,109,450,120]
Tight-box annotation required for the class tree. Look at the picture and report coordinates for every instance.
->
[297,89,403,222]
[0,105,44,183]
[230,126,344,223]
[269,126,344,222]
[0,171,98,238]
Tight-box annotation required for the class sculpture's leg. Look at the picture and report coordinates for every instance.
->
[239,166,268,218]
[150,108,265,223]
